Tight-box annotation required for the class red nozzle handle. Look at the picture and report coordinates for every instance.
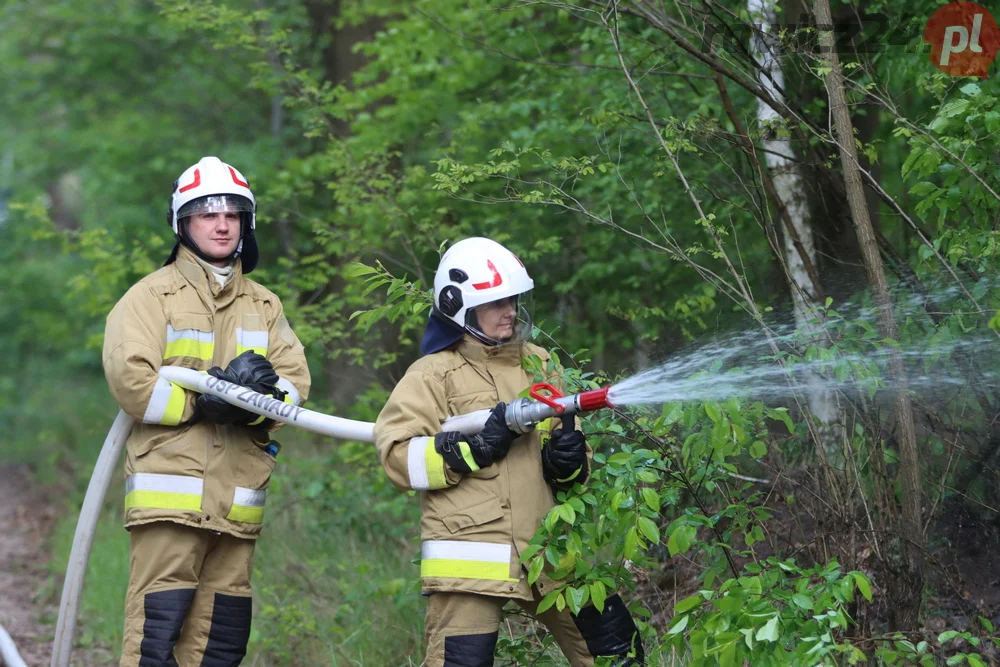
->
[529,382,566,414]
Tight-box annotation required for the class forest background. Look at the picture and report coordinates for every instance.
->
[2,0,1000,664]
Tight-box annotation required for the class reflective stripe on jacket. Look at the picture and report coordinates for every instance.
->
[374,336,590,600]
[103,244,311,539]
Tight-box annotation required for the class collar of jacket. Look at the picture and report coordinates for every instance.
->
[174,244,245,309]
[455,335,524,365]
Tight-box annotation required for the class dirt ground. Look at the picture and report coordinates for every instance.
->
[0,465,113,667]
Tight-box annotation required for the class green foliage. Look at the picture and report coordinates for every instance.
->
[5,0,1000,663]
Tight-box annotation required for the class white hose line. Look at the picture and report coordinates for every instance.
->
[50,367,492,667]
[158,367,491,438]
[50,408,134,667]
[0,621,28,667]
[159,366,377,442]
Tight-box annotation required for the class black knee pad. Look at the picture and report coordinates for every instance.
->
[139,588,196,666]
[444,631,499,667]
[200,593,252,667]
[572,594,645,665]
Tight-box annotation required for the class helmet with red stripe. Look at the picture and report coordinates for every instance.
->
[165,156,259,273]
[433,237,535,346]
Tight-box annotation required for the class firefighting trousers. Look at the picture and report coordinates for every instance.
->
[423,588,644,667]
[120,522,256,667]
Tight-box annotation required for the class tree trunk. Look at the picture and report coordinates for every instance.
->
[813,0,923,629]
[748,0,841,453]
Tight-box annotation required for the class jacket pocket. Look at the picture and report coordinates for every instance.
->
[441,496,504,534]
[446,389,498,422]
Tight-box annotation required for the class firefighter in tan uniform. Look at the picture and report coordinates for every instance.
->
[375,237,643,666]
[103,156,310,666]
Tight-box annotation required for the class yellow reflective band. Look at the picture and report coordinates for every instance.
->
[227,487,266,523]
[556,466,583,483]
[162,383,186,426]
[421,540,514,581]
[424,441,449,490]
[164,338,214,361]
[143,378,187,426]
[420,559,517,582]
[247,413,267,426]
[125,490,202,512]
[165,325,215,361]
[457,440,481,472]
[408,437,449,490]
[227,505,265,523]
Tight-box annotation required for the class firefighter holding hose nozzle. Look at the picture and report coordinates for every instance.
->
[374,237,644,666]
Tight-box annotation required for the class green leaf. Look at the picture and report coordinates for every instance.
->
[852,571,873,601]
[590,581,607,613]
[662,403,683,425]
[668,614,689,635]
[536,589,561,614]
[638,517,660,544]
[528,555,544,584]
[755,615,780,642]
[674,595,702,613]
[342,262,378,278]
[767,407,795,434]
[960,82,981,97]
[607,452,631,466]
[750,440,767,458]
[667,525,695,556]
[559,502,576,524]
[636,468,659,483]
[641,487,660,511]
[792,594,814,610]
[624,526,641,559]
[566,586,587,615]
[520,543,542,563]
[705,401,722,423]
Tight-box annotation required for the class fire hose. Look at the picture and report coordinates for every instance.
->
[47,367,613,667]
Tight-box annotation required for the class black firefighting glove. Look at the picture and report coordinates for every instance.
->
[196,351,286,426]
[542,416,588,490]
[435,402,518,472]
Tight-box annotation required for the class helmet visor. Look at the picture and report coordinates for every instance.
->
[465,291,535,346]
[177,194,254,219]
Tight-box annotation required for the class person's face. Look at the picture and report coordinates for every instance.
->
[185,211,241,264]
[475,296,517,341]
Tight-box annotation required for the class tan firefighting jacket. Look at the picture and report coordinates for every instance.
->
[374,336,590,601]
[103,244,311,539]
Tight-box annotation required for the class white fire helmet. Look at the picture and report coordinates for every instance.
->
[166,156,259,272]
[433,237,535,346]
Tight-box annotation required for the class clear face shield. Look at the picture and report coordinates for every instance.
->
[177,194,254,220]
[465,290,535,346]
